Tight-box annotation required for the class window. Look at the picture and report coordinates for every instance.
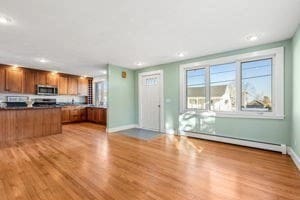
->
[95,81,107,106]
[241,58,272,112]
[180,47,284,119]
[145,77,158,86]
[210,63,236,112]
[186,68,206,109]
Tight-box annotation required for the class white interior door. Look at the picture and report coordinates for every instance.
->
[139,72,162,131]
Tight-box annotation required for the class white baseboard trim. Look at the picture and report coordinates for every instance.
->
[107,124,138,133]
[180,131,287,154]
[287,147,300,170]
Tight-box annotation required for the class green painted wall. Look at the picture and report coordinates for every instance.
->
[292,26,300,156]
[135,40,293,145]
[107,64,136,128]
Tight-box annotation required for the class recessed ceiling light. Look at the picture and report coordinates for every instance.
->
[0,14,14,25]
[245,34,259,42]
[135,62,144,67]
[177,52,187,58]
[102,71,107,74]
[38,58,49,63]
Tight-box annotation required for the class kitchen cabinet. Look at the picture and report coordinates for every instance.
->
[62,106,87,123]
[0,65,91,96]
[0,67,5,92]
[87,107,94,122]
[80,108,87,121]
[62,108,71,123]
[23,69,36,94]
[68,77,78,95]
[47,73,58,86]
[87,107,106,125]
[78,77,89,96]
[70,108,81,121]
[0,108,62,142]
[36,71,47,85]
[5,67,23,93]
[58,76,68,95]
[37,71,58,86]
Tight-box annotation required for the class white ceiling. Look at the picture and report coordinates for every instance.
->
[0,0,299,76]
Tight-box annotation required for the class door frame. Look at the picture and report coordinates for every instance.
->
[138,70,164,132]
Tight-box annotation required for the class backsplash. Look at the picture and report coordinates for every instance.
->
[0,93,86,103]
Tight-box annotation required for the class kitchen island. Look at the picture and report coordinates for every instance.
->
[0,107,62,142]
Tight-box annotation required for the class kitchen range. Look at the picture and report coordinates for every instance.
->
[0,64,107,143]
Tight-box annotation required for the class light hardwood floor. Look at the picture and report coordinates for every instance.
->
[0,122,299,200]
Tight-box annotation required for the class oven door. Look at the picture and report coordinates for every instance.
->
[37,85,58,95]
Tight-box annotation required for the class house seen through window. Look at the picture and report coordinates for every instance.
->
[183,54,277,117]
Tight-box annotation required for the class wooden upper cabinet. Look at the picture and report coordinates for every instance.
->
[68,77,78,95]
[46,73,58,86]
[36,71,58,86]
[5,67,23,93]
[0,67,5,92]
[0,65,92,96]
[78,77,88,96]
[22,69,36,94]
[36,71,47,85]
[58,76,68,95]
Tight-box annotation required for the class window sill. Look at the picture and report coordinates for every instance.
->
[215,112,285,120]
[180,110,285,120]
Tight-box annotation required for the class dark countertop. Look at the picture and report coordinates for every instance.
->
[0,105,63,110]
[0,104,107,110]
[59,103,107,109]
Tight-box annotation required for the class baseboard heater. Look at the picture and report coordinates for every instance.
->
[180,131,287,154]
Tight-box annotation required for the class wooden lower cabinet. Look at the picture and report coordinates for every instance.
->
[87,107,106,125]
[0,108,62,142]
[62,108,71,123]
[80,108,87,121]
[62,106,106,125]
[70,109,81,121]
[62,106,87,123]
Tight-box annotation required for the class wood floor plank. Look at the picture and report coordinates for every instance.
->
[0,122,299,200]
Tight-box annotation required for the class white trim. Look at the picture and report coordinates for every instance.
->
[179,47,285,119]
[287,147,300,170]
[180,131,287,154]
[213,112,284,119]
[138,70,164,132]
[107,124,138,133]
[180,47,284,69]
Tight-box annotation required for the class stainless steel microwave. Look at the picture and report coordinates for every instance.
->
[37,85,58,96]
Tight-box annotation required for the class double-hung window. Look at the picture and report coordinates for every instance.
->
[180,47,284,119]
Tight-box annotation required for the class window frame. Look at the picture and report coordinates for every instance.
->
[179,47,284,119]
[94,80,107,106]
[185,66,208,110]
